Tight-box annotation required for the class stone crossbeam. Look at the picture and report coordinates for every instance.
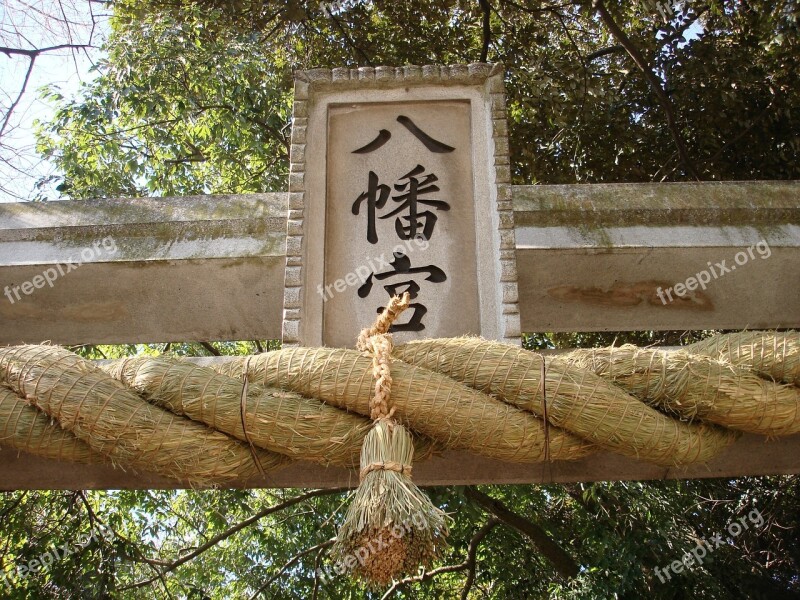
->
[1,182,797,345]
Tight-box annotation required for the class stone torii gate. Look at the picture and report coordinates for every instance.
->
[0,64,799,490]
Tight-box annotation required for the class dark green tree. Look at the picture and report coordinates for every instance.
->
[36,0,800,199]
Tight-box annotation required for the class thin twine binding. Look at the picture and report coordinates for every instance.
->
[360,460,413,481]
[541,358,550,464]
[239,356,266,477]
[538,354,554,484]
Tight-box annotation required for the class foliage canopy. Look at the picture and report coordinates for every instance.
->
[36,0,800,199]
[3,1,798,598]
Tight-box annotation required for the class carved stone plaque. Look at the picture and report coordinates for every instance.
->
[283,64,519,348]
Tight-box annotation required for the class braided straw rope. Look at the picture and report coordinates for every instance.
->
[356,292,409,481]
[356,292,409,422]
[0,331,798,487]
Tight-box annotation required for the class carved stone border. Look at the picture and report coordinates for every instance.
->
[282,63,520,346]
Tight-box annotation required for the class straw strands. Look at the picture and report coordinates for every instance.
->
[214,347,595,464]
[330,293,450,587]
[102,356,375,468]
[393,338,739,466]
[563,345,800,436]
[685,330,800,386]
[332,420,449,587]
[0,331,795,590]
[0,386,106,465]
[0,345,288,485]
[1,331,799,487]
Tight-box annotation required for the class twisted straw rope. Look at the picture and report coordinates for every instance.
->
[356,292,412,477]
[0,331,797,484]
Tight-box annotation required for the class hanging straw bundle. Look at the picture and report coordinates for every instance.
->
[563,345,800,436]
[685,330,800,386]
[394,337,738,466]
[329,294,449,586]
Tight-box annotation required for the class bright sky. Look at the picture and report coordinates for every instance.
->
[0,0,108,202]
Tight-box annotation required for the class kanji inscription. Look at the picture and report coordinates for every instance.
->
[282,64,519,348]
[323,100,480,346]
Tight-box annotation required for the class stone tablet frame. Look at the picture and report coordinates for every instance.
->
[282,63,520,347]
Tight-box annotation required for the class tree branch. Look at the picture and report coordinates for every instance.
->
[0,43,93,58]
[311,544,329,600]
[120,488,346,590]
[479,0,492,63]
[459,519,496,600]
[199,341,221,356]
[327,13,374,66]
[248,539,335,599]
[381,518,499,599]
[584,44,625,62]
[77,491,175,598]
[0,492,28,520]
[464,487,580,579]
[164,152,206,166]
[592,0,701,180]
[0,56,35,139]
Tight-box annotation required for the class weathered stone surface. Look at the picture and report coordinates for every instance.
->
[1,182,797,345]
[323,100,481,347]
[286,63,518,347]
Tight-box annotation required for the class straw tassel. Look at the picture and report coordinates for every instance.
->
[331,293,450,586]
